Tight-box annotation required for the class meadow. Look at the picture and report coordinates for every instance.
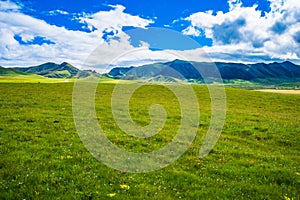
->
[0,82,299,199]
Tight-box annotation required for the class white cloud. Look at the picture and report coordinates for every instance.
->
[182,26,201,37]
[79,5,153,34]
[0,1,153,68]
[0,1,20,11]
[49,9,69,16]
[182,0,300,63]
[0,10,99,66]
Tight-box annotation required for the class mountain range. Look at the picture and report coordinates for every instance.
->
[107,60,300,84]
[1,60,300,85]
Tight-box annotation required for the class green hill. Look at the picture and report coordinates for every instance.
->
[0,63,105,83]
[0,66,29,76]
[0,66,66,83]
[12,62,102,79]
[14,62,80,78]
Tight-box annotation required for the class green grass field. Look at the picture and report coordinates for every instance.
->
[0,82,299,199]
[0,75,73,83]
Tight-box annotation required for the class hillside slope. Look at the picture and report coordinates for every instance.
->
[0,66,29,76]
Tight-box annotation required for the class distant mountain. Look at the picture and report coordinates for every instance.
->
[76,69,101,79]
[3,60,300,84]
[107,60,300,83]
[14,62,80,78]
[108,66,135,78]
[216,61,300,80]
[0,66,29,76]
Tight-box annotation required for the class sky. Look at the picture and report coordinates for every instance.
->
[1,0,300,70]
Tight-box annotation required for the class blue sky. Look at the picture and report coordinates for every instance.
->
[0,0,300,69]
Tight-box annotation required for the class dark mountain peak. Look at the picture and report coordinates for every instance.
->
[167,59,192,66]
[172,59,187,63]
[282,60,296,66]
[33,62,60,70]
[60,62,75,68]
[31,62,76,70]
[44,62,56,65]
[60,62,69,65]
[59,62,78,72]
[39,62,57,67]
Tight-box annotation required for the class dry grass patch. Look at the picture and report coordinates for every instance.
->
[256,89,300,95]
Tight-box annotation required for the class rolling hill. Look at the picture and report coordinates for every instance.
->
[0,62,102,82]
[14,62,80,78]
[10,62,101,79]
[0,66,29,76]
[0,65,62,83]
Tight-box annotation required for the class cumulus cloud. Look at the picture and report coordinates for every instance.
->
[0,10,99,66]
[270,21,287,34]
[182,0,300,63]
[0,1,153,68]
[0,1,20,11]
[294,31,300,44]
[212,18,246,45]
[78,5,153,36]
[182,26,201,37]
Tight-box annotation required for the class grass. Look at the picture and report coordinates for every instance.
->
[0,74,122,83]
[0,75,73,83]
[0,82,299,199]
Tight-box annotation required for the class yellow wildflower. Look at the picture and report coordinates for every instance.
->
[60,155,73,159]
[284,196,294,200]
[120,184,130,190]
[107,193,116,197]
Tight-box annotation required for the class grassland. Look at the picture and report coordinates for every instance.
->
[0,75,118,84]
[0,82,299,199]
[0,75,73,83]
